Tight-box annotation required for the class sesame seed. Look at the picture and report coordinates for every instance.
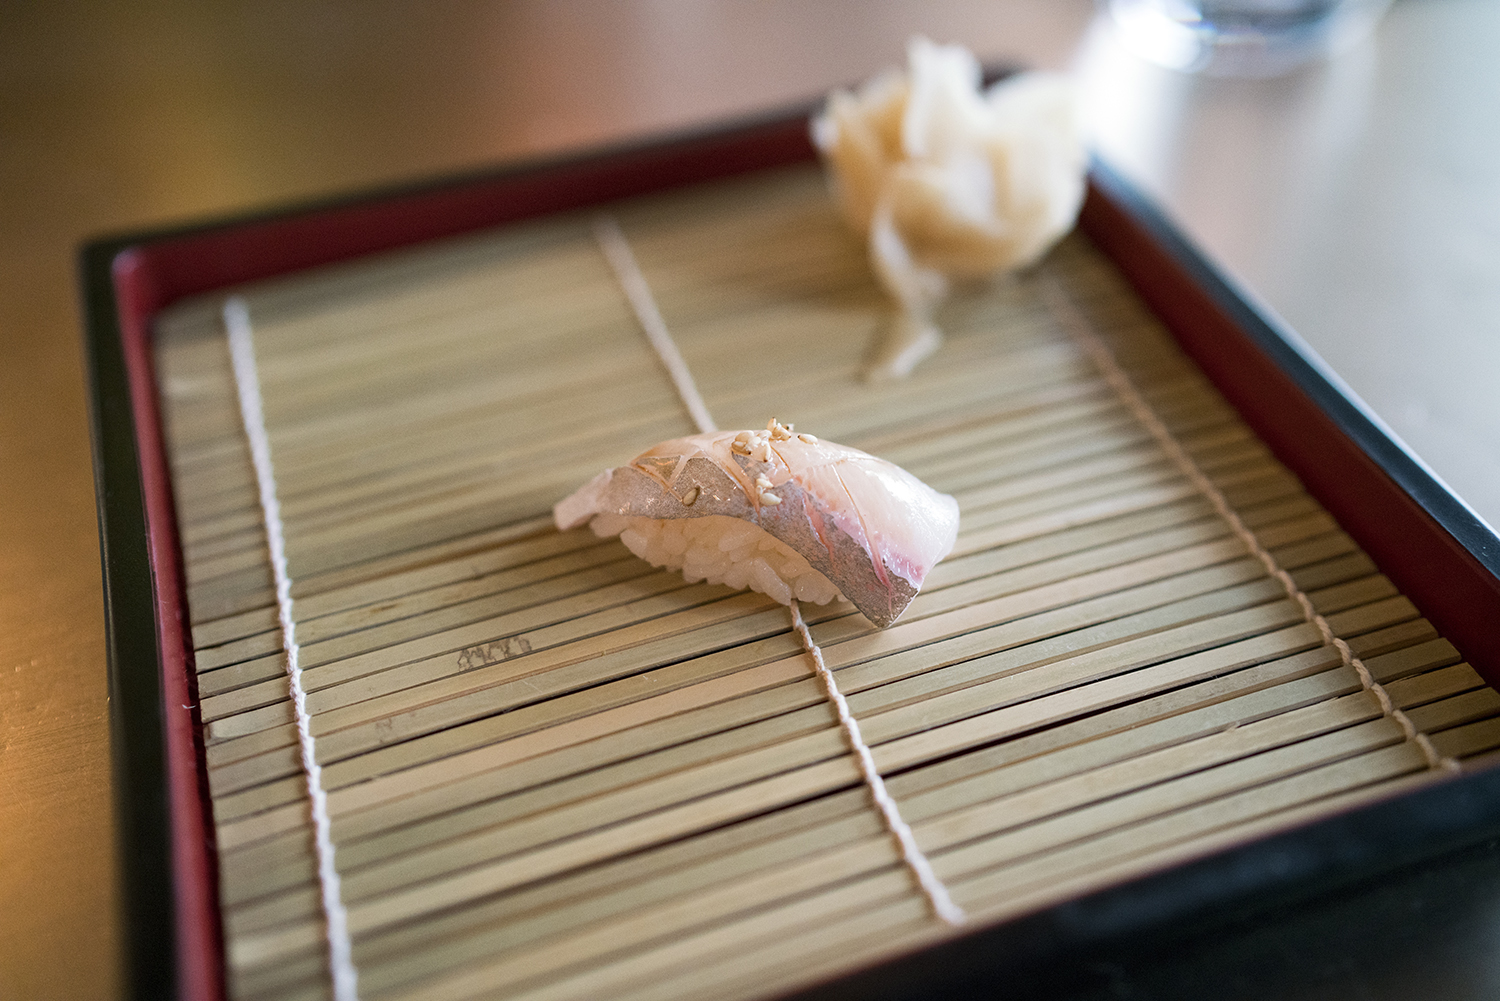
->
[681,486,700,506]
[759,491,781,506]
[798,433,818,444]
[753,443,771,462]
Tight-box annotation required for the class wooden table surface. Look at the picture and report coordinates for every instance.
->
[4,2,1496,998]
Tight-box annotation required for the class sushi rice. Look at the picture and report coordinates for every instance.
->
[591,512,841,607]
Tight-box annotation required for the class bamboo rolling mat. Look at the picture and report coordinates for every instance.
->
[154,164,1500,1001]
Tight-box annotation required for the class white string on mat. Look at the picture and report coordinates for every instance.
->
[593,215,967,927]
[224,297,362,1001]
[789,599,968,926]
[1039,278,1461,776]
[593,215,719,435]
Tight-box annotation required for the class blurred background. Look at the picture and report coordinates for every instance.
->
[3,1,1497,997]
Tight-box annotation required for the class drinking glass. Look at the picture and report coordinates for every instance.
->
[1108,0,1393,76]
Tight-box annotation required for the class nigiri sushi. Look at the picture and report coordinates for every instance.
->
[553,420,959,627]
